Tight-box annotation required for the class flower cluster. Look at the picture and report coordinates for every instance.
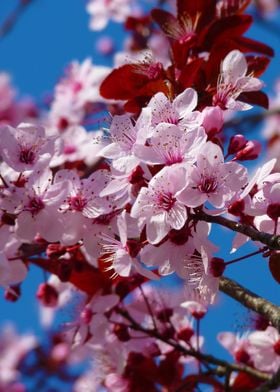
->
[1,0,280,390]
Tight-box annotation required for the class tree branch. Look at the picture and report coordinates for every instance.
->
[117,308,271,382]
[253,367,280,392]
[192,211,280,250]
[0,0,36,40]
[219,276,280,330]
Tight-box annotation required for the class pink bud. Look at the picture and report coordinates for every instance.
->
[234,140,262,161]
[202,106,224,138]
[96,36,115,55]
[228,134,247,155]
[36,283,58,307]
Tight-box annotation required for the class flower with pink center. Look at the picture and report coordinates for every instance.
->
[248,326,280,373]
[99,211,158,279]
[133,123,206,166]
[177,142,248,209]
[49,59,110,129]
[147,88,202,130]
[98,110,151,170]
[130,166,187,244]
[218,332,252,365]
[15,169,69,242]
[213,50,264,111]
[55,169,113,218]
[0,123,55,172]
[86,0,132,31]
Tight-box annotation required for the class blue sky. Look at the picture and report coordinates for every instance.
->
[1,0,280,380]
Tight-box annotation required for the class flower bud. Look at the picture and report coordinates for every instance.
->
[177,327,194,342]
[228,134,247,155]
[202,106,224,138]
[234,140,261,161]
[267,203,280,221]
[36,283,58,307]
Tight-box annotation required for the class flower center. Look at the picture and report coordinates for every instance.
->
[69,195,87,211]
[19,148,36,164]
[27,197,45,214]
[157,192,176,211]
[198,176,218,194]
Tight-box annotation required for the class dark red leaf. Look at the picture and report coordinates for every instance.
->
[176,0,216,28]
[269,253,280,284]
[178,58,204,89]
[246,55,271,77]
[238,91,269,109]
[234,36,274,57]
[231,372,263,391]
[151,9,178,36]
[100,64,149,100]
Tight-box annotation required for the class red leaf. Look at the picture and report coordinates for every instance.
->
[201,15,253,51]
[234,36,274,57]
[246,55,271,77]
[269,253,280,284]
[100,64,149,100]
[178,58,204,89]
[176,0,216,28]
[151,9,178,37]
[238,91,269,109]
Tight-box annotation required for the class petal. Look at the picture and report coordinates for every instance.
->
[173,88,198,117]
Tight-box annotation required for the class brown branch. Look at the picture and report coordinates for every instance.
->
[191,211,280,250]
[0,0,36,40]
[253,367,280,392]
[220,276,280,330]
[117,308,271,382]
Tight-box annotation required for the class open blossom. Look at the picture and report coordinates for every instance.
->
[50,58,110,130]
[177,142,248,209]
[213,50,264,110]
[146,88,202,130]
[86,0,132,31]
[15,169,69,242]
[0,123,55,172]
[131,166,187,244]
[134,123,206,166]
[218,332,252,364]
[100,211,158,279]
[248,326,280,373]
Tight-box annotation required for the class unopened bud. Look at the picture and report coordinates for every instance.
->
[267,203,280,221]
[228,134,247,155]
[202,106,224,138]
[113,323,130,342]
[177,327,194,342]
[36,283,58,307]
[234,140,261,161]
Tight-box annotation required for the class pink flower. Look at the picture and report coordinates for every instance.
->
[0,123,55,172]
[248,326,280,373]
[130,166,187,244]
[218,332,252,364]
[177,142,247,209]
[15,169,69,242]
[100,211,158,279]
[213,50,264,110]
[86,0,132,31]
[133,123,206,166]
[147,88,202,130]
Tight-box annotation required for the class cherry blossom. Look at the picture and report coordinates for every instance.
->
[86,0,132,31]
[213,50,264,110]
[131,166,188,244]
[0,123,55,172]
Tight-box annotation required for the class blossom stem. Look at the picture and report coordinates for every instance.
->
[225,247,267,266]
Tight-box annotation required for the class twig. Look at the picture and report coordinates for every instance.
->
[0,0,36,40]
[117,307,271,382]
[191,211,280,250]
[220,276,280,330]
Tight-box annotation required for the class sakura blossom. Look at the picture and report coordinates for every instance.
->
[86,0,132,31]
[0,123,55,172]
[177,141,248,209]
[213,50,264,110]
[130,166,188,244]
